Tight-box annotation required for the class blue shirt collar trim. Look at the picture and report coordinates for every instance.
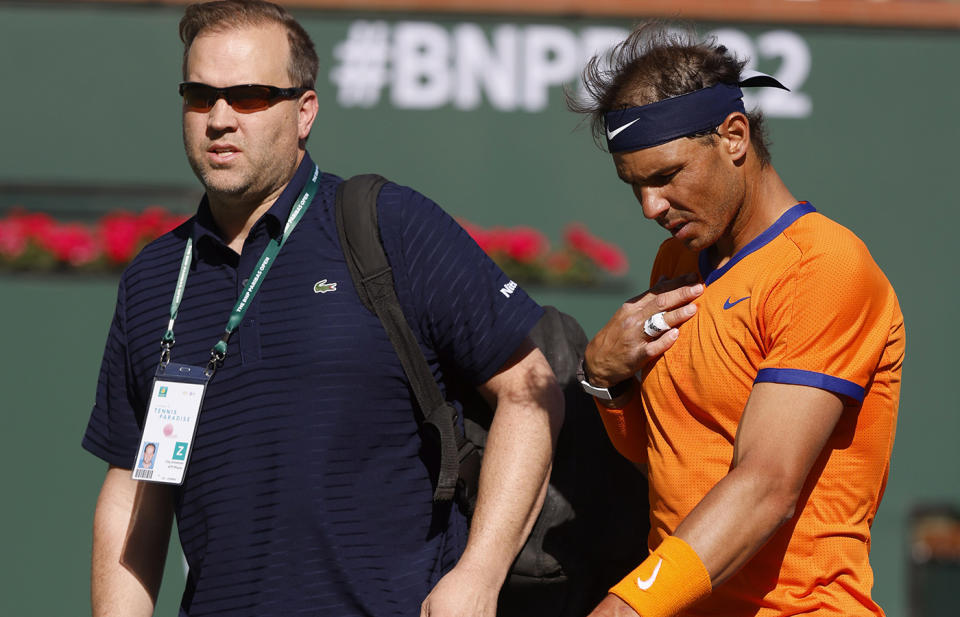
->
[699,201,816,285]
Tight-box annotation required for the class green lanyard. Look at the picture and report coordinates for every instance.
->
[160,165,321,374]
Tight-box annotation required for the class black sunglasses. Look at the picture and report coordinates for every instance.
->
[178,82,309,113]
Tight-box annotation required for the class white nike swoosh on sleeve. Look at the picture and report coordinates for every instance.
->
[606,118,641,140]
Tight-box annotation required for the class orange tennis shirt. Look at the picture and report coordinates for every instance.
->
[597,203,904,616]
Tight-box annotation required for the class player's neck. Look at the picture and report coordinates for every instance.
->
[716,164,797,264]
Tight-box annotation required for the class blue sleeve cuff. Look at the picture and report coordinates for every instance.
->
[755,368,865,402]
[81,434,136,470]
[472,302,545,386]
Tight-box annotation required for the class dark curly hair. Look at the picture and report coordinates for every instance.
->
[180,0,318,90]
[569,23,771,165]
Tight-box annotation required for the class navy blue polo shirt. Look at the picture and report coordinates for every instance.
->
[82,153,543,617]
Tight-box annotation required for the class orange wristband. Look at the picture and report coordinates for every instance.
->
[609,536,712,617]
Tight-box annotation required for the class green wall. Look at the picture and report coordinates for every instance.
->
[2,3,957,615]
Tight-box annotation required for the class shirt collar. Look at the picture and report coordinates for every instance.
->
[699,201,816,285]
[191,152,316,251]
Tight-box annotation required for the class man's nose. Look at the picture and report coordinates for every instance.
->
[207,97,238,131]
[637,186,668,220]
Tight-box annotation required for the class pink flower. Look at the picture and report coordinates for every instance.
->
[459,219,493,253]
[483,227,511,256]
[591,243,629,275]
[3,209,55,239]
[39,222,101,266]
[99,211,143,265]
[137,206,170,236]
[0,208,628,281]
[138,206,187,238]
[504,227,547,264]
[0,218,29,259]
[564,223,594,253]
[163,213,189,234]
[563,223,629,276]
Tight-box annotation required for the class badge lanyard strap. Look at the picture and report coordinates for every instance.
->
[160,164,321,374]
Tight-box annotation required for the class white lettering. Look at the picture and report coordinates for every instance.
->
[708,29,758,112]
[454,24,519,111]
[522,26,579,112]
[285,201,304,235]
[708,27,813,117]
[331,21,813,118]
[574,27,630,103]
[392,22,451,109]
[237,256,270,312]
[756,30,812,117]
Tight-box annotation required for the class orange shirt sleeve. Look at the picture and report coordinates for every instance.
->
[594,393,647,463]
[756,227,898,402]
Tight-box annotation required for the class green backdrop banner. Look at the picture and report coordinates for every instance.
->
[2,4,957,616]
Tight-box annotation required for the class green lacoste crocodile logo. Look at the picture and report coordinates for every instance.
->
[314,279,337,294]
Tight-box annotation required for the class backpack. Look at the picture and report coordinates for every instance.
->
[335,174,649,617]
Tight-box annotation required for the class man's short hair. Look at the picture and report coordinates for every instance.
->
[571,23,772,165]
[180,0,319,90]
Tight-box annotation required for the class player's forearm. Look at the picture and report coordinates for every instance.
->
[92,467,174,617]
[458,379,564,585]
[672,463,798,587]
[673,382,846,588]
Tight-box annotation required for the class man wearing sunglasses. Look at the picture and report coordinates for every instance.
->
[83,2,563,617]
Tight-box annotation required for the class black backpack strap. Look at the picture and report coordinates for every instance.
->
[334,174,471,503]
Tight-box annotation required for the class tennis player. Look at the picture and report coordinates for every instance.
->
[572,24,904,617]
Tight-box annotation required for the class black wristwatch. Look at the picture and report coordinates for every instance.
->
[577,358,633,401]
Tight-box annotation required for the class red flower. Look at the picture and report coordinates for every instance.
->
[137,206,170,237]
[100,211,143,265]
[591,243,629,275]
[484,227,511,255]
[1,208,627,281]
[138,206,187,237]
[163,213,189,233]
[504,226,547,264]
[563,223,628,275]
[0,208,60,262]
[39,222,101,266]
[564,223,594,253]
[459,219,493,253]
[0,218,29,259]
[4,209,55,238]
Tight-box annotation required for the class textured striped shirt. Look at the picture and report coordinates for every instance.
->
[82,153,543,616]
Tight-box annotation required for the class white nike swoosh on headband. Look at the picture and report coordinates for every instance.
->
[606,118,640,141]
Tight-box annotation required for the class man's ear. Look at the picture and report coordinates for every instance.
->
[298,90,319,142]
[719,111,750,162]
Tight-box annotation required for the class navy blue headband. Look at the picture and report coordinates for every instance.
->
[604,71,788,153]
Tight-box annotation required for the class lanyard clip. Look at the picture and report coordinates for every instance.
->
[160,333,175,366]
[205,354,221,377]
[205,332,231,377]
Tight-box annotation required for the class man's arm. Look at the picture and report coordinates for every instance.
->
[92,466,175,617]
[421,338,564,617]
[590,382,846,616]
